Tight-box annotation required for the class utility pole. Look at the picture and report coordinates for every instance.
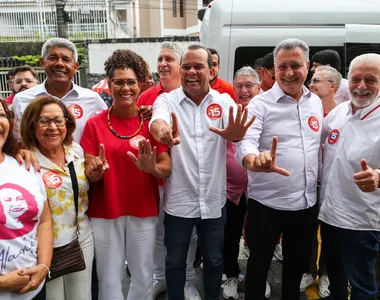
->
[56,0,68,38]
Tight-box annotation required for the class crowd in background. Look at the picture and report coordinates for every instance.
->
[0,36,380,300]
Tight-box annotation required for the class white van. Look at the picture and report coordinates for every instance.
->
[199,0,380,82]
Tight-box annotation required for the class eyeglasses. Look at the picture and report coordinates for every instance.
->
[111,79,138,88]
[36,116,68,128]
[309,78,334,85]
[234,83,259,90]
[265,68,275,80]
[14,78,37,85]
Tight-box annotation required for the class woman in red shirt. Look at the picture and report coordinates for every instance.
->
[81,49,171,300]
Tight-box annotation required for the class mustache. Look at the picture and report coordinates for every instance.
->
[352,88,371,96]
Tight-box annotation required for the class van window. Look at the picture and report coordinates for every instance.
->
[234,46,345,81]
[345,43,380,75]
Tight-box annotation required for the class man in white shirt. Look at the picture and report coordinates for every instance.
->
[13,37,107,142]
[319,53,380,300]
[236,38,323,299]
[149,44,254,300]
[310,49,350,105]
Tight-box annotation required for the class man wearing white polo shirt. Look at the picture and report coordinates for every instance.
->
[236,38,323,299]
[150,44,254,300]
[13,37,107,142]
[319,53,380,300]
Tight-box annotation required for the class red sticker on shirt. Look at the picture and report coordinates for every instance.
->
[42,171,63,189]
[67,104,83,119]
[206,104,222,120]
[327,129,340,145]
[129,135,146,150]
[308,116,320,132]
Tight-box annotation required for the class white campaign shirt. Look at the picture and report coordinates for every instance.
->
[0,155,47,300]
[335,78,350,105]
[319,98,380,231]
[236,82,323,211]
[150,87,236,219]
[13,81,107,142]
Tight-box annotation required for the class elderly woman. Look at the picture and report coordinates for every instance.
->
[80,49,171,300]
[20,96,94,300]
[0,98,53,300]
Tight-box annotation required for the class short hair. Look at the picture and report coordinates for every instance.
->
[181,44,212,69]
[311,50,341,71]
[315,65,342,92]
[41,38,78,62]
[233,66,260,84]
[274,38,309,64]
[14,65,39,81]
[0,99,20,157]
[21,96,76,149]
[104,49,149,82]
[6,69,16,81]
[207,48,220,65]
[159,42,183,62]
[261,52,274,70]
[253,57,264,70]
[348,53,380,80]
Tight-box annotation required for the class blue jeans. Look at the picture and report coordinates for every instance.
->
[321,222,380,300]
[164,207,226,300]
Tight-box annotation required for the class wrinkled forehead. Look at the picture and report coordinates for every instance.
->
[350,64,380,78]
[234,74,256,84]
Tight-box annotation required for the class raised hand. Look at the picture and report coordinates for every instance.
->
[17,265,48,294]
[127,139,157,174]
[88,144,109,181]
[139,105,152,120]
[354,159,380,193]
[158,112,180,147]
[209,105,256,141]
[247,136,290,176]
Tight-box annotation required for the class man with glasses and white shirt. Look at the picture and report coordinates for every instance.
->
[236,38,322,299]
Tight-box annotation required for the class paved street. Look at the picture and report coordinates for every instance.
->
[122,241,320,300]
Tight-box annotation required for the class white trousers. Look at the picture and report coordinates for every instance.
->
[46,229,94,300]
[153,187,197,282]
[92,216,158,300]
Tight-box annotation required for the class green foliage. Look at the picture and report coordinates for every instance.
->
[11,55,41,66]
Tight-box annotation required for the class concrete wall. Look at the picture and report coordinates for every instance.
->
[85,36,199,75]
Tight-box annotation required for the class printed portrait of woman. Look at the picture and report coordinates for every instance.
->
[0,183,38,240]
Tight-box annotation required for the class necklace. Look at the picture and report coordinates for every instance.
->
[107,104,144,139]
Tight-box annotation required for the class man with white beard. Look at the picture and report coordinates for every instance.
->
[318,53,380,300]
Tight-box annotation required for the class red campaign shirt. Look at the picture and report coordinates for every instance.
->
[80,110,169,219]
[211,77,236,102]
[4,93,15,105]
[137,82,166,107]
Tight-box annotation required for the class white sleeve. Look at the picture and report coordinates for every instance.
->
[235,100,264,166]
[149,93,172,129]
[93,93,108,114]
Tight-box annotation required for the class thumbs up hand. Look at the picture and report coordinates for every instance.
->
[353,159,380,193]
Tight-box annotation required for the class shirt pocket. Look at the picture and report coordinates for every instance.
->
[346,136,376,164]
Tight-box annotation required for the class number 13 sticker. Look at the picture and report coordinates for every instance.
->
[206,104,222,120]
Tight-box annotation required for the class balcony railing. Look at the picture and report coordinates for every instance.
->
[0,0,109,41]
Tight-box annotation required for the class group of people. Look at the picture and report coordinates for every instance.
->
[0,35,379,300]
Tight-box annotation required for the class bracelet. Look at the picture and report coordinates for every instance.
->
[38,264,51,278]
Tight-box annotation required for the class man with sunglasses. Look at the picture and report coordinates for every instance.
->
[311,49,349,105]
